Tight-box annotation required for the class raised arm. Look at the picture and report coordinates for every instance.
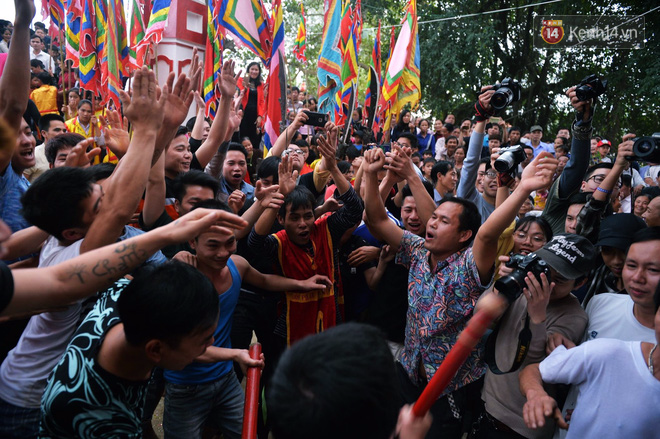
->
[194,60,239,169]
[80,68,167,254]
[2,209,246,318]
[385,144,436,226]
[473,152,558,283]
[363,148,404,247]
[0,0,34,133]
[267,111,309,158]
[233,255,331,292]
[456,88,492,199]
[141,153,167,229]
[556,87,593,199]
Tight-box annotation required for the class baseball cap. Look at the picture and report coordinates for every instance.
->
[595,213,647,250]
[533,234,596,279]
[597,139,612,148]
[530,125,543,132]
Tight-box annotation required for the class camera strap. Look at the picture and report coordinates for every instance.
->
[484,313,531,374]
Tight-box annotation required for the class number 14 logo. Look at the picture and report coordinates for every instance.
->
[541,19,565,44]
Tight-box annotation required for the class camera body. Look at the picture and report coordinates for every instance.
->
[575,74,608,102]
[491,78,521,111]
[494,145,527,173]
[632,133,660,163]
[494,253,552,303]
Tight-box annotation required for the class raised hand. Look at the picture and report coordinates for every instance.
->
[291,110,309,131]
[278,154,298,196]
[385,144,417,181]
[520,152,558,193]
[324,120,339,147]
[317,134,337,171]
[194,90,205,112]
[566,86,592,122]
[217,59,241,98]
[64,138,101,168]
[615,134,635,167]
[100,109,130,158]
[188,47,202,92]
[120,66,168,131]
[227,190,247,214]
[161,70,194,129]
[523,272,555,324]
[363,148,386,174]
[14,0,35,27]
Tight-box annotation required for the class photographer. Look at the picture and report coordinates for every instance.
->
[475,234,594,438]
[542,86,596,235]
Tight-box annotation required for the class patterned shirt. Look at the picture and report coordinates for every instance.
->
[396,231,489,393]
[39,279,149,439]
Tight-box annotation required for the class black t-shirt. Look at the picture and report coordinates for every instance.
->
[0,261,14,314]
[338,236,377,321]
[363,259,409,344]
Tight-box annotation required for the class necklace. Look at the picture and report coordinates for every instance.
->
[649,344,657,375]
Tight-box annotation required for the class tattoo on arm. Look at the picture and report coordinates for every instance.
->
[67,264,87,284]
[93,243,149,277]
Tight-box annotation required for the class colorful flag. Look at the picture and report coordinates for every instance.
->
[380,0,420,132]
[47,0,65,30]
[135,0,173,67]
[103,0,129,108]
[316,0,342,120]
[128,0,146,70]
[216,0,272,65]
[263,0,286,154]
[364,20,381,131]
[337,0,361,126]
[293,2,307,62]
[94,0,108,101]
[79,0,100,94]
[203,0,224,119]
[65,0,83,66]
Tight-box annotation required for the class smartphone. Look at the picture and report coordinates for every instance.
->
[489,116,503,124]
[303,111,329,127]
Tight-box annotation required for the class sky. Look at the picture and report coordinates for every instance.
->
[1,1,43,24]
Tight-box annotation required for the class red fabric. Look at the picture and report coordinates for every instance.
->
[237,77,267,126]
[274,216,342,345]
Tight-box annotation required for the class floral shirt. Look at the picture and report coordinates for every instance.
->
[396,230,489,393]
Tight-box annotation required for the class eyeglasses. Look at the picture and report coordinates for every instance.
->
[587,174,607,185]
[284,148,304,156]
[485,170,498,178]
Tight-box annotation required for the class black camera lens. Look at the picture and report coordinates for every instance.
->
[636,139,653,154]
[491,89,513,111]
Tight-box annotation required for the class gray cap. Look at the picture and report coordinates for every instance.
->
[530,125,543,132]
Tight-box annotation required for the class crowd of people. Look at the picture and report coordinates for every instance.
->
[1,1,660,438]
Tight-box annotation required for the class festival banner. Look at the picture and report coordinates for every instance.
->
[293,2,307,62]
[263,0,286,154]
[135,0,173,66]
[103,0,129,107]
[364,20,381,134]
[203,0,224,119]
[216,0,272,65]
[316,0,342,120]
[65,0,83,66]
[128,0,146,70]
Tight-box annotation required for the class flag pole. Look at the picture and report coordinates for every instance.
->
[60,25,68,109]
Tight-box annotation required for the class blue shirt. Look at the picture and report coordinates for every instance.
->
[164,258,241,385]
[0,164,31,233]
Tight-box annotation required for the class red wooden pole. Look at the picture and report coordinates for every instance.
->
[241,343,262,439]
[412,294,507,418]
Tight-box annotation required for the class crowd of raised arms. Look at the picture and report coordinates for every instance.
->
[1,2,660,439]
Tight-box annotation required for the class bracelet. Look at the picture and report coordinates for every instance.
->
[596,187,612,195]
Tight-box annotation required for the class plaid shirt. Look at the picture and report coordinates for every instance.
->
[396,231,489,393]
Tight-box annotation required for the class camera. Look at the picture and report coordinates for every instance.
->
[494,253,551,303]
[494,145,527,173]
[575,74,607,102]
[632,133,660,163]
[490,78,521,112]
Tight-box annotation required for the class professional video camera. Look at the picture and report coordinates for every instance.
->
[494,145,526,173]
[494,253,551,303]
[575,74,607,102]
[631,133,660,163]
[490,78,521,111]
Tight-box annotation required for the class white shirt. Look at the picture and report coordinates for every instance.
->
[541,340,660,439]
[30,50,53,71]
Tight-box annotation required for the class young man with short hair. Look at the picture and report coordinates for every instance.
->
[39,262,223,438]
[363,124,559,437]
[24,113,66,182]
[164,200,330,439]
[431,160,457,203]
[248,125,364,346]
[29,35,51,69]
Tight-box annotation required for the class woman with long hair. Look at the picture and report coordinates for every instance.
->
[390,109,413,142]
[238,61,267,149]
